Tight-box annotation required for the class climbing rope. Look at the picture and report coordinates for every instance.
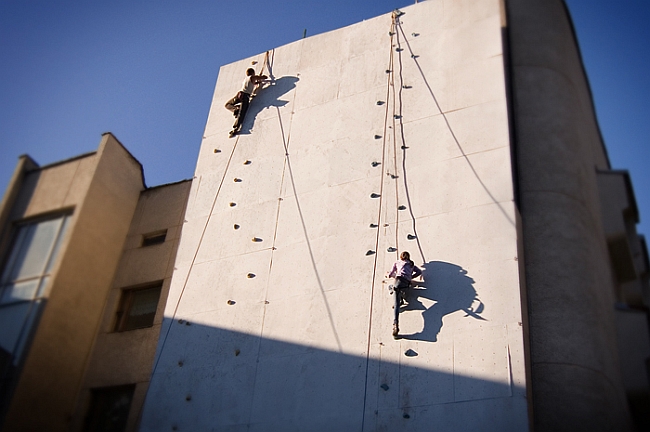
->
[395,20,515,227]
[150,49,273,376]
[361,12,398,431]
[394,20,427,265]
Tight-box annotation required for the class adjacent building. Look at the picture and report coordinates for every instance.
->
[0,0,648,431]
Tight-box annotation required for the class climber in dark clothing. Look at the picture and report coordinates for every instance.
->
[225,68,267,138]
[386,251,422,337]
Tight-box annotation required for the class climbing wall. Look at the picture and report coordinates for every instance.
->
[141,0,530,430]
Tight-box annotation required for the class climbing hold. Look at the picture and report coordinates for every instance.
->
[278,197,283,201]
[388,31,395,36]
[384,223,389,227]
[234,178,242,182]
[398,205,407,210]
[380,384,389,391]
[376,101,385,105]
[402,85,412,89]
[396,48,403,52]
[366,250,376,256]
[411,54,419,59]
[184,321,191,326]
[374,134,382,139]
[404,349,418,357]
[387,247,397,252]
[369,223,378,228]
[251,237,262,242]
[403,413,411,419]
[227,300,236,305]
[401,145,409,150]
[229,202,236,207]
[178,360,184,367]
[234,224,240,230]
[251,60,257,65]
[178,319,185,324]
[407,234,416,240]
[235,349,240,356]
[412,33,419,37]
[264,300,269,304]
[385,69,391,74]
[390,174,398,179]
[394,115,401,119]
[185,394,192,401]
[214,149,221,153]
[247,273,256,278]
[371,161,380,167]
[244,160,251,165]
[370,193,381,198]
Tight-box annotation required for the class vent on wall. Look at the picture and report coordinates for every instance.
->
[141,230,167,247]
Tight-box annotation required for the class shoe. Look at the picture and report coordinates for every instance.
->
[233,109,240,117]
[228,130,237,138]
[392,323,399,338]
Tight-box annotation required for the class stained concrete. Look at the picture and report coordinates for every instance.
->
[142,1,529,430]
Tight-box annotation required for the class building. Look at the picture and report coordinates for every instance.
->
[1,0,648,431]
[0,134,191,431]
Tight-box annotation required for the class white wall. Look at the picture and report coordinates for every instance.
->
[141,1,529,430]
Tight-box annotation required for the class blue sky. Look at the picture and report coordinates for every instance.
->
[1,0,648,236]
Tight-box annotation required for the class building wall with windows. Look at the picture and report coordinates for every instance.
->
[70,179,191,432]
[0,133,144,431]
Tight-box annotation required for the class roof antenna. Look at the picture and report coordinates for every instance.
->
[303,29,307,39]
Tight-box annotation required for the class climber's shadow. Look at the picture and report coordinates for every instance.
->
[239,76,299,135]
[401,261,486,342]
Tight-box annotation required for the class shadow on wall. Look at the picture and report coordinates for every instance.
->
[239,76,299,135]
[140,321,524,431]
[400,261,486,342]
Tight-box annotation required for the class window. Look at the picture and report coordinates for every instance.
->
[84,384,135,432]
[114,283,162,332]
[0,214,70,364]
[141,230,167,247]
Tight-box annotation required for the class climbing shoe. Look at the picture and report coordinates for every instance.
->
[392,323,399,338]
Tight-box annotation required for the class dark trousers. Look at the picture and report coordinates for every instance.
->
[393,277,410,325]
[225,92,250,131]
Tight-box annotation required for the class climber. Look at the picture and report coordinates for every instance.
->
[225,68,268,138]
[386,251,422,338]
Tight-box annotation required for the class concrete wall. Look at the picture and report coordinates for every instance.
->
[505,0,634,430]
[2,134,145,431]
[70,180,191,432]
[142,1,530,430]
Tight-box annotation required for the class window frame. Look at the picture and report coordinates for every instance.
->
[84,383,136,432]
[114,282,163,332]
[0,212,72,363]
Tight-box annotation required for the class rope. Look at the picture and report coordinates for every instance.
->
[361,13,397,432]
[395,21,515,227]
[391,39,401,258]
[394,21,427,265]
[148,49,272,374]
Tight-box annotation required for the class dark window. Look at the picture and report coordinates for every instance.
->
[84,384,135,432]
[115,284,162,332]
[141,230,167,247]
